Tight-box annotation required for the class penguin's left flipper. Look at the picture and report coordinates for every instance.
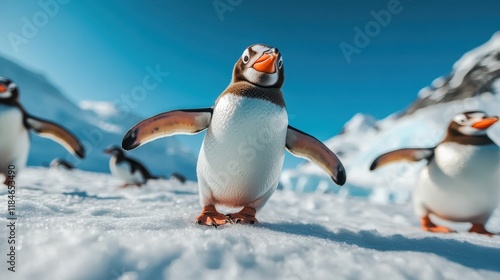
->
[25,115,85,158]
[370,148,434,171]
[286,125,346,186]
[122,108,213,150]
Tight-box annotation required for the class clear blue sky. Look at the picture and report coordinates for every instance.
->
[1,0,499,168]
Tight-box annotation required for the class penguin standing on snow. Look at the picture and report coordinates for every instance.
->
[104,146,159,187]
[370,111,500,235]
[0,77,85,185]
[122,44,346,226]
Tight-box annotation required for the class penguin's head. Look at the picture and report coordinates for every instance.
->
[232,44,284,88]
[104,146,125,156]
[450,111,499,136]
[0,77,19,101]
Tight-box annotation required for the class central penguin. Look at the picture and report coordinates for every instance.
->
[122,44,346,226]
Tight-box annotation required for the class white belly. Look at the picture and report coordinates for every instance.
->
[197,94,288,208]
[0,104,29,173]
[109,157,145,184]
[414,142,500,222]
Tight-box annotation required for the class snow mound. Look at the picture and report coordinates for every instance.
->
[339,113,379,135]
[79,100,120,119]
[1,168,499,279]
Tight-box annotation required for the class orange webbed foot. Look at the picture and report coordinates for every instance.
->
[226,207,258,225]
[421,216,456,233]
[195,206,229,228]
[469,224,496,236]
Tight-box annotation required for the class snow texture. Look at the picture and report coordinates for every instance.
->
[1,168,499,280]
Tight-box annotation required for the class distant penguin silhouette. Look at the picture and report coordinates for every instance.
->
[49,158,75,170]
[104,146,158,187]
[170,172,187,184]
[371,111,500,235]
[0,77,85,185]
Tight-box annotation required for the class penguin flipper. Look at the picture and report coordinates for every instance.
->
[122,108,213,150]
[369,148,434,171]
[25,115,85,158]
[285,125,346,186]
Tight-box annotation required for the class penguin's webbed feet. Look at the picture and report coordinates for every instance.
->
[195,205,230,227]
[469,224,496,236]
[226,207,258,225]
[420,216,456,233]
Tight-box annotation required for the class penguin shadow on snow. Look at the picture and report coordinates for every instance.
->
[259,222,500,272]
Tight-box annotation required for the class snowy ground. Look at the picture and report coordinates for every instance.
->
[1,168,500,280]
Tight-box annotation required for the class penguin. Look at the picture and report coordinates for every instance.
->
[0,77,85,185]
[170,172,187,184]
[370,111,499,235]
[104,146,159,187]
[49,158,75,170]
[121,44,346,226]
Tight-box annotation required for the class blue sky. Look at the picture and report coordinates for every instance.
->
[1,0,500,168]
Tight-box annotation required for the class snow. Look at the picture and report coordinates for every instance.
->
[449,32,500,89]
[79,100,120,119]
[1,168,500,280]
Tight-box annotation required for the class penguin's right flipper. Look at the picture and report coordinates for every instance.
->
[122,108,213,150]
[369,148,434,171]
[25,115,86,158]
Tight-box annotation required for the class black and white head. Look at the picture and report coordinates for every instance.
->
[450,111,499,136]
[0,77,19,102]
[104,145,125,157]
[232,44,284,88]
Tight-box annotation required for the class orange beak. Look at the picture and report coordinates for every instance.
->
[0,85,6,93]
[252,53,277,73]
[472,117,499,129]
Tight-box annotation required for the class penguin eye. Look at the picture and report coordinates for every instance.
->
[8,83,16,91]
[278,57,283,69]
[454,116,467,124]
[241,49,250,64]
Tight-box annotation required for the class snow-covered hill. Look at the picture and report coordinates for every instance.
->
[1,168,499,280]
[281,33,500,201]
[0,56,197,179]
[405,32,500,115]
